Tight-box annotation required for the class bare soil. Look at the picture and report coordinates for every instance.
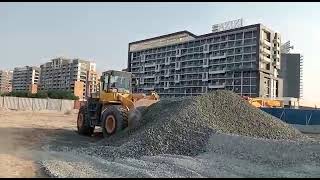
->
[0,109,101,178]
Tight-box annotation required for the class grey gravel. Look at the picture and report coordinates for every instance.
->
[39,132,320,178]
[39,90,319,178]
[79,90,305,159]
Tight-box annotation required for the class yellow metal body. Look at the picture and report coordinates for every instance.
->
[248,98,284,108]
[92,70,159,113]
[99,90,135,111]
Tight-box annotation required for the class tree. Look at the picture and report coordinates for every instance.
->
[47,90,79,100]
[1,90,79,100]
[35,91,48,98]
[10,91,28,97]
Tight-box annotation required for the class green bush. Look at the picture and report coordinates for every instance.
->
[36,91,48,98]
[2,90,79,100]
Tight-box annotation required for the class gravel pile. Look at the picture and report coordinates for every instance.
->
[39,132,320,178]
[76,90,304,159]
[39,90,317,177]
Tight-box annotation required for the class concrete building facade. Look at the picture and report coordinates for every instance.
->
[0,70,13,93]
[85,63,100,98]
[12,66,40,92]
[279,53,303,99]
[128,23,283,98]
[39,57,97,100]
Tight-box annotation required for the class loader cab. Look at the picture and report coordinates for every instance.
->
[101,70,132,94]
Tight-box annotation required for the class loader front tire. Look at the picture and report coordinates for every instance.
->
[77,106,94,136]
[101,105,128,138]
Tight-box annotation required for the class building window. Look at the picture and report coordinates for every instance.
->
[228,34,235,40]
[235,48,242,54]
[253,31,257,38]
[244,31,252,39]
[236,33,243,39]
[236,40,243,46]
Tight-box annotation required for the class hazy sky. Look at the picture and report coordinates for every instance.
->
[1,2,319,101]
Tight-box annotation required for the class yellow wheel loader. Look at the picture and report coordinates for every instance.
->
[77,70,159,138]
[242,96,284,108]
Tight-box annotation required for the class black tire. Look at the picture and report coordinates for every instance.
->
[101,105,128,138]
[77,106,95,136]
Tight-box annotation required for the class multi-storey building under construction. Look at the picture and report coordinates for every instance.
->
[128,23,283,98]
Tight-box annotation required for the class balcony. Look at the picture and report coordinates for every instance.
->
[143,86,155,90]
[182,63,202,68]
[184,84,203,87]
[176,49,181,57]
[272,60,280,67]
[273,38,280,43]
[175,62,181,70]
[145,63,156,68]
[208,83,226,89]
[273,54,280,59]
[209,69,226,74]
[141,55,146,63]
[272,46,280,51]
[261,56,271,63]
[201,72,208,82]
[263,48,271,55]
[209,53,226,60]
[182,70,203,75]
[155,78,160,84]
[263,39,271,47]
[144,75,155,79]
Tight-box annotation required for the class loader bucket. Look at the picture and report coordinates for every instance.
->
[127,99,159,129]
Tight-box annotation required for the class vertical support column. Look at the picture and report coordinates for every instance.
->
[32,98,34,111]
[17,97,20,110]
[240,72,243,96]
[60,99,63,112]
[270,78,274,98]
[46,98,48,110]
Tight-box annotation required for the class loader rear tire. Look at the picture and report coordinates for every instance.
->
[77,106,95,136]
[101,105,128,138]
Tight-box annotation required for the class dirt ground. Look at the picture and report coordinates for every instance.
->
[0,108,319,178]
[0,109,101,178]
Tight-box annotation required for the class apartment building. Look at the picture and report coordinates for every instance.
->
[12,66,40,93]
[128,23,283,98]
[85,63,100,98]
[279,41,303,99]
[0,70,13,93]
[280,53,303,99]
[39,57,97,100]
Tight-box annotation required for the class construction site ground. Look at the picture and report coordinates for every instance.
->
[0,109,103,178]
[0,109,319,178]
